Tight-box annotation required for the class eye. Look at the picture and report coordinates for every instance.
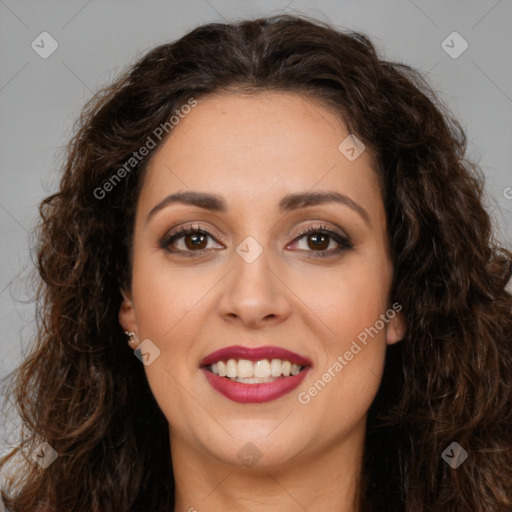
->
[160,223,353,258]
[160,223,222,256]
[289,225,353,258]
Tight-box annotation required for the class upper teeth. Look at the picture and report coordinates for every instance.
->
[210,359,303,378]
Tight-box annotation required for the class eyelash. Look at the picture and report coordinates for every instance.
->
[160,223,353,259]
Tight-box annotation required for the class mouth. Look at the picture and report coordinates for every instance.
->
[205,358,306,382]
[200,345,312,403]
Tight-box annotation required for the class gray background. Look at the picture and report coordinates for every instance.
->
[1,0,511,456]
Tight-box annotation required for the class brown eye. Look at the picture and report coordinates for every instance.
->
[306,233,330,251]
[161,225,222,255]
[161,224,352,259]
[290,226,353,259]
[183,232,208,250]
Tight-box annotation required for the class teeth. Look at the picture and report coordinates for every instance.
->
[226,359,237,378]
[209,358,304,379]
[237,359,253,378]
[270,359,282,377]
[217,360,227,377]
[254,359,270,378]
[233,376,277,384]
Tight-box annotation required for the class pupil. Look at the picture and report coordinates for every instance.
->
[186,234,206,249]
[310,234,328,250]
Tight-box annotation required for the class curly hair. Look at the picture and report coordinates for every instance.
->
[1,14,511,512]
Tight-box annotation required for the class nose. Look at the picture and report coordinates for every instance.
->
[217,245,292,329]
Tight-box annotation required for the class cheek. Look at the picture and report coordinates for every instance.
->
[298,249,392,350]
[129,250,203,386]
[295,250,391,414]
[131,248,214,339]
[130,261,207,430]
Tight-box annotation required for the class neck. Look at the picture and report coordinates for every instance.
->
[170,419,366,512]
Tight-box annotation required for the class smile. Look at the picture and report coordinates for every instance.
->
[200,345,312,403]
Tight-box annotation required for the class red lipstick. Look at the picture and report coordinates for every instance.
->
[200,345,312,404]
[200,345,312,367]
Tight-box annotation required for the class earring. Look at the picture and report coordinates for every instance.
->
[125,331,138,348]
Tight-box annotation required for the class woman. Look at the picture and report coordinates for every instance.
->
[1,14,511,512]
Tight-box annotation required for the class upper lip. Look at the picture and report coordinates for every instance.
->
[200,345,312,367]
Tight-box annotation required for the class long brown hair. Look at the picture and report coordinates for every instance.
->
[1,14,511,512]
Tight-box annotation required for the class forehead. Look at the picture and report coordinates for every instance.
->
[138,91,382,220]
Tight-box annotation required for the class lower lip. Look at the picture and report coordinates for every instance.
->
[202,367,311,403]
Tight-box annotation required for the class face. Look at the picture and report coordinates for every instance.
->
[119,91,404,471]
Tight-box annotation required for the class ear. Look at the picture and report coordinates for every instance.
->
[119,288,138,333]
[386,309,405,345]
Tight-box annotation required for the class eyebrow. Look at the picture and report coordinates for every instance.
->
[146,190,371,227]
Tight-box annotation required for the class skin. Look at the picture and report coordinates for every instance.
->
[119,91,405,512]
